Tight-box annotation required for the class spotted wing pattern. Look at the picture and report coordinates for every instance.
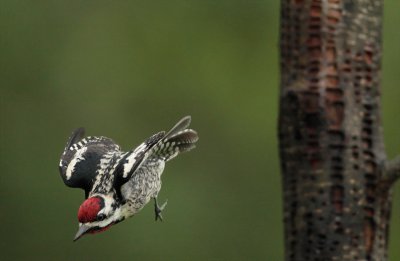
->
[59,116,198,201]
[112,131,165,199]
[59,128,121,197]
[119,116,198,211]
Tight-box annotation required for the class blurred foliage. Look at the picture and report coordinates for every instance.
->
[0,1,399,260]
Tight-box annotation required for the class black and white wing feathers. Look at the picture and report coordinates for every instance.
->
[113,131,165,199]
[59,128,121,197]
[113,116,198,200]
[59,116,198,200]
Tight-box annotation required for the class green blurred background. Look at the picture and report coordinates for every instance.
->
[0,1,399,260]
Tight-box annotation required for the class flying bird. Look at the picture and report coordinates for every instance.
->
[58,116,198,241]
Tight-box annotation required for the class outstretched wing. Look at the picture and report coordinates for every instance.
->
[113,131,165,199]
[59,128,121,198]
[113,116,198,199]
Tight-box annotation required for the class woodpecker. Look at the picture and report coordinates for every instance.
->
[58,116,198,241]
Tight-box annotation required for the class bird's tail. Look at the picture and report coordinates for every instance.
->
[152,116,199,162]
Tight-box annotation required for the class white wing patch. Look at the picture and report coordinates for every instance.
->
[66,147,88,180]
[122,142,148,178]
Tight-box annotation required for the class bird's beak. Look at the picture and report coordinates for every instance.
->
[73,224,90,242]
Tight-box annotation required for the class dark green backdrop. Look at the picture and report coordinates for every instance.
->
[0,1,399,260]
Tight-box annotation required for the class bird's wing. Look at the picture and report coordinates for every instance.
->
[59,128,121,198]
[114,116,198,195]
[113,116,194,189]
[113,131,165,199]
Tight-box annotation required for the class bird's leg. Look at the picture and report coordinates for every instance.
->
[154,197,168,221]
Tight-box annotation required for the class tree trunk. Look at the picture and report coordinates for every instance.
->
[279,0,399,260]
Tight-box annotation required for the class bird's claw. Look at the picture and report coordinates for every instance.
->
[154,199,168,222]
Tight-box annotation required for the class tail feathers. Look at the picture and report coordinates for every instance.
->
[164,116,191,140]
[167,129,198,145]
[152,118,198,161]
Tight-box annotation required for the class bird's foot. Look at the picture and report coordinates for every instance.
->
[154,198,168,222]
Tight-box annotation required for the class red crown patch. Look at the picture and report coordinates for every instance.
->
[77,196,104,223]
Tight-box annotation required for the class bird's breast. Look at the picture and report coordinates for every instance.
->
[120,160,165,216]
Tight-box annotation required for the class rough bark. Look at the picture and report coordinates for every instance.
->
[278,0,397,260]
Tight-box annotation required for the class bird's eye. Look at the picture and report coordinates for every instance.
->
[97,214,106,221]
